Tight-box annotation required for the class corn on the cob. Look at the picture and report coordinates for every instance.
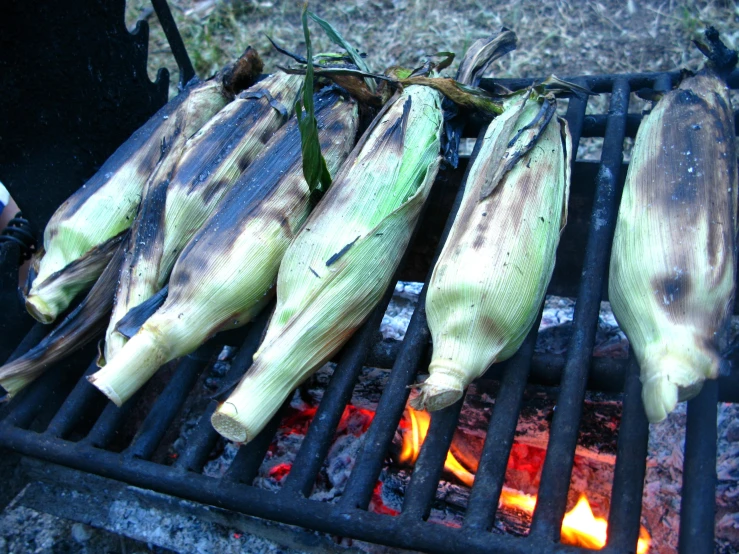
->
[0,236,127,398]
[88,88,359,406]
[210,31,518,443]
[412,88,571,412]
[609,29,737,423]
[102,73,303,364]
[24,49,262,324]
[211,84,444,442]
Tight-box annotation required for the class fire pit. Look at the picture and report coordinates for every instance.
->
[2,1,739,553]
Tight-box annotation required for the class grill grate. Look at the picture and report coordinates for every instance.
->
[2,2,739,550]
[1,69,738,554]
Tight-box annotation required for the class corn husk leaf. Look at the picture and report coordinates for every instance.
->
[307,10,376,94]
[0,235,127,398]
[412,88,571,412]
[609,65,737,423]
[88,89,359,406]
[102,72,302,364]
[455,30,516,87]
[296,6,332,194]
[24,230,126,324]
[25,49,261,323]
[211,83,444,443]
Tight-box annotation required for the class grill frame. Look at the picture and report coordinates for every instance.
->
[1,3,739,553]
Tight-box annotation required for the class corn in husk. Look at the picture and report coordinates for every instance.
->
[412,88,572,412]
[0,236,127,398]
[24,49,262,324]
[103,73,302,364]
[609,30,737,423]
[211,83,445,442]
[88,88,359,406]
[209,30,522,443]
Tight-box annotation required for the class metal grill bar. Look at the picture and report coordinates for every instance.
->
[678,379,719,553]
[563,80,588,154]
[4,367,74,429]
[338,277,430,510]
[281,288,395,498]
[0,423,585,554]
[3,323,47,365]
[82,391,142,449]
[124,345,214,460]
[400,396,465,521]
[488,69,738,95]
[530,78,630,541]
[222,399,289,484]
[173,310,272,471]
[603,356,649,553]
[45,361,102,438]
[462,319,540,532]
[173,401,219,472]
[149,0,196,87]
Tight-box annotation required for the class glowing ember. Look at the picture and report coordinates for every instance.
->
[499,488,537,513]
[268,462,292,482]
[399,406,651,552]
[370,482,399,516]
[337,405,375,436]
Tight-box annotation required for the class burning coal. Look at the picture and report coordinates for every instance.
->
[256,386,651,552]
[398,406,651,552]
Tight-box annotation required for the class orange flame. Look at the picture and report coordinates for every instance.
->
[400,406,651,553]
[399,406,475,486]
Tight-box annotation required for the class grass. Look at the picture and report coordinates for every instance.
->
[125,0,738,161]
[127,0,739,97]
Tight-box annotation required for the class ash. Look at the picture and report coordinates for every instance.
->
[380,282,424,340]
[643,402,739,554]
[0,498,166,554]
[380,284,629,358]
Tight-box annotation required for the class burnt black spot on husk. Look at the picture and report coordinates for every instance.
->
[368,96,412,157]
[201,178,231,205]
[176,90,343,273]
[673,89,704,106]
[116,284,169,338]
[175,270,191,287]
[328,117,349,134]
[129,178,168,272]
[326,235,361,266]
[653,273,691,309]
[181,100,274,196]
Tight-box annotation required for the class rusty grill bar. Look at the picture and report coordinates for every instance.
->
[2,2,739,552]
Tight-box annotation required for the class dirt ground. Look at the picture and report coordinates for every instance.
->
[126,0,739,96]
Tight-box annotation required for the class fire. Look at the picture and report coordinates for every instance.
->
[399,406,651,553]
[399,406,475,486]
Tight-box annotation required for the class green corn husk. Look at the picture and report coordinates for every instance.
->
[210,30,518,443]
[609,30,738,423]
[0,236,127,398]
[24,48,262,324]
[411,88,572,412]
[102,72,303,364]
[88,88,359,406]
[211,83,445,443]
